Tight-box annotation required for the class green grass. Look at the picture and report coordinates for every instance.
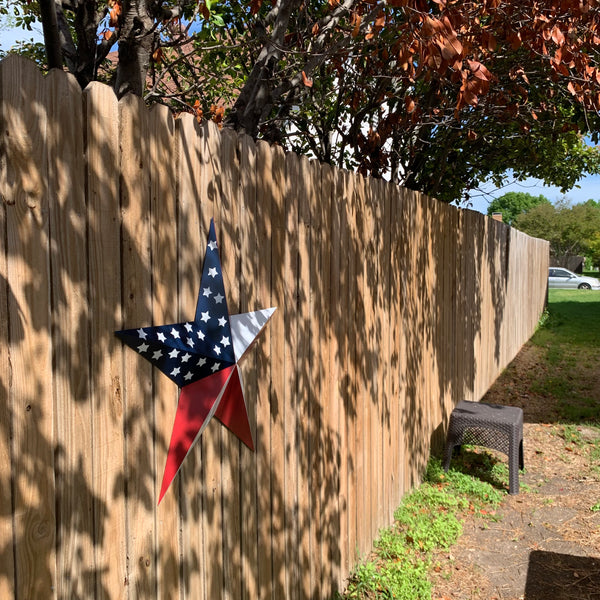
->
[530,289,600,423]
[533,289,600,349]
[337,456,502,600]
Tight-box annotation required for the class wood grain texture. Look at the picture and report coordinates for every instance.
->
[84,81,127,599]
[148,103,181,600]
[2,56,56,600]
[47,68,94,600]
[119,93,156,598]
[237,133,259,600]
[176,112,206,600]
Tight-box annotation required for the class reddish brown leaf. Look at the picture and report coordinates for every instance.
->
[468,59,492,81]
[152,47,163,63]
[199,3,210,19]
[301,70,313,87]
[352,14,362,38]
[551,26,565,45]
[250,0,263,15]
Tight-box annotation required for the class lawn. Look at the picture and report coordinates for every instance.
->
[531,288,600,422]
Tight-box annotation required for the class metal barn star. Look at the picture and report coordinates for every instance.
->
[116,219,275,503]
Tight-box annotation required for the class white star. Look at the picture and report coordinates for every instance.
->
[214,293,224,304]
[170,367,181,377]
[184,323,193,332]
[211,362,220,372]
[184,371,193,381]
[213,345,221,356]
[197,357,207,367]
[208,267,218,278]
[186,337,195,347]
[169,349,179,359]
[170,327,180,339]
[152,350,163,360]
[220,336,230,347]
[137,328,147,339]
[203,287,212,297]
[157,332,166,343]
[200,311,210,323]
[181,353,191,363]
[208,240,217,251]
[138,342,149,353]
[218,316,227,327]
[197,329,205,340]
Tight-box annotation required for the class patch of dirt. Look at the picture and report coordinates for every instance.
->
[430,343,600,600]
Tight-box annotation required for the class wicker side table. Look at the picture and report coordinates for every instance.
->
[443,400,524,494]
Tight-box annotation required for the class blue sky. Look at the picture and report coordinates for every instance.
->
[460,173,600,215]
[0,18,43,49]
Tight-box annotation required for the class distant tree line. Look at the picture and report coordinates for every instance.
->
[488,192,600,268]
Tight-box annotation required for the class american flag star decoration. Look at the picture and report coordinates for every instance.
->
[116,218,276,503]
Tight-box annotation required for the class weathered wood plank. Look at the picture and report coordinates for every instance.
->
[217,126,243,600]
[336,169,351,581]
[47,68,94,599]
[344,172,359,567]
[266,142,287,600]
[237,133,260,600]
[85,81,127,600]
[296,155,312,600]
[119,93,156,598]
[0,125,15,600]
[319,162,338,596]
[255,140,274,600]
[282,150,300,600]
[3,56,56,600]
[148,103,181,600]
[176,112,206,600]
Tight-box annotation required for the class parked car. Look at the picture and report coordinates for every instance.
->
[548,268,600,290]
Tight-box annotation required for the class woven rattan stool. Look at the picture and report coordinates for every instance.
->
[443,400,524,494]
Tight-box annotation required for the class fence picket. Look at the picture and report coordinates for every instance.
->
[47,69,94,599]
[148,103,181,600]
[84,80,127,598]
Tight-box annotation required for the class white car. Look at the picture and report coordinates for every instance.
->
[548,268,600,290]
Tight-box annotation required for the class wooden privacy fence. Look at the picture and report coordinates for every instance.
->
[0,56,549,600]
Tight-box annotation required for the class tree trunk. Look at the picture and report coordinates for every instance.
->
[114,0,155,98]
[39,0,63,70]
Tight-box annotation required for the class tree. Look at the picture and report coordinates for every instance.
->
[487,192,551,225]
[514,199,600,262]
[2,0,600,203]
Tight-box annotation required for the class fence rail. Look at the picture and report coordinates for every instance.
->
[0,55,549,600]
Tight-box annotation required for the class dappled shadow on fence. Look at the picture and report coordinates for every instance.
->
[0,55,548,599]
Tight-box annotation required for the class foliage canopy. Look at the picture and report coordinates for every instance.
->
[514,199,600,265]
[487,192,551,225]
[2,0,600,203]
